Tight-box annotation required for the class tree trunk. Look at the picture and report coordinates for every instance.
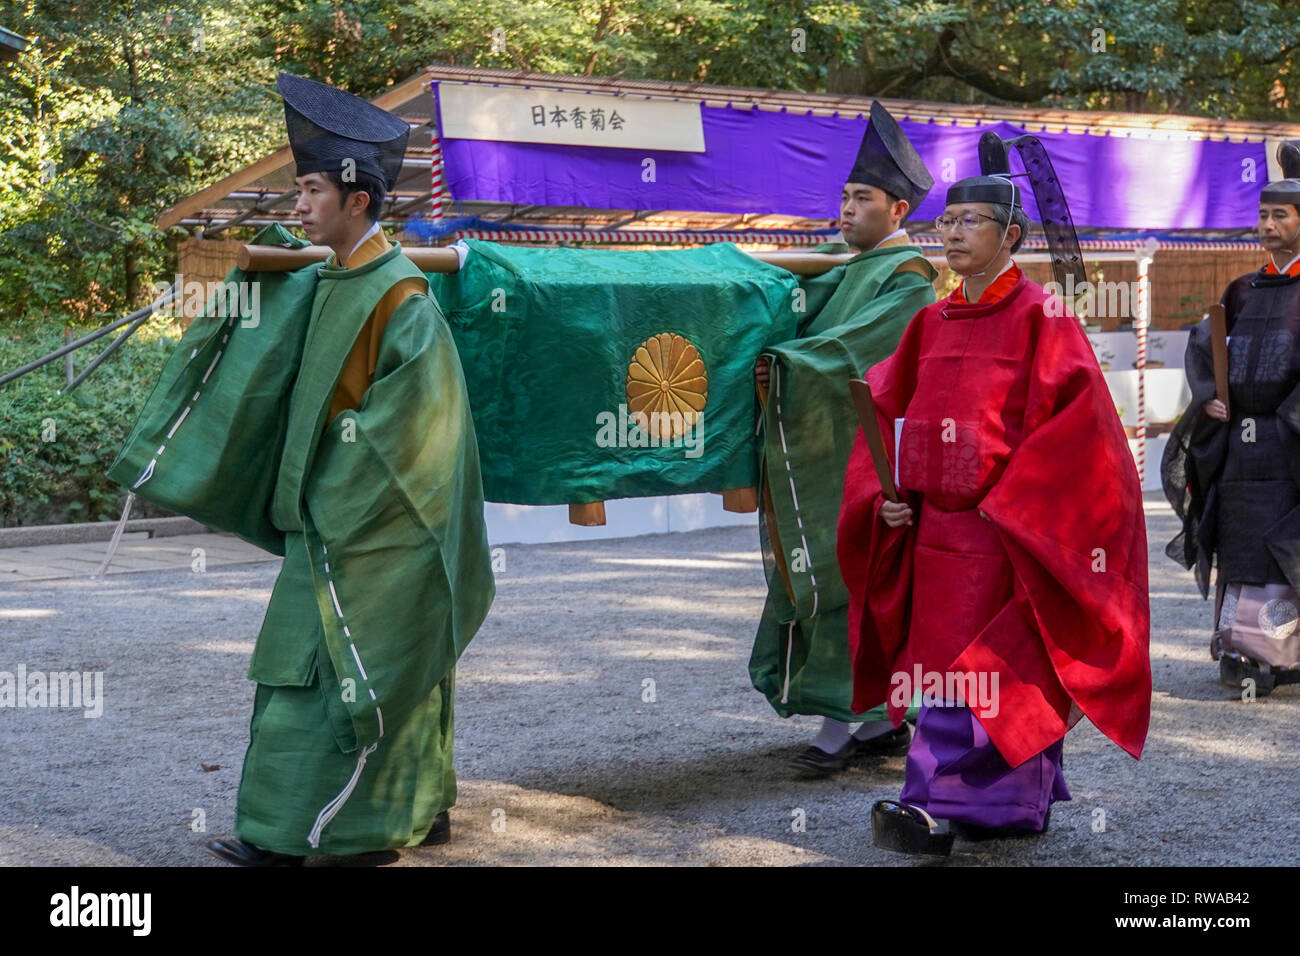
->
[124,241,139,306]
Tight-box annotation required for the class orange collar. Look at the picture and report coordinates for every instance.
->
[1264,254,1300,278]
[951,264,1023,305]
[337,227,389,269]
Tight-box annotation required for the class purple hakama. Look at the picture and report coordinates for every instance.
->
[900,704,1070,830]
[892,501,1070,832]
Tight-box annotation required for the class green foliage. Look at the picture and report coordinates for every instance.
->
[239,0,1300,114]
[900,0,1300,116]
[0,0,279,325]
[331,1,1300,116]
[0,313,180,526]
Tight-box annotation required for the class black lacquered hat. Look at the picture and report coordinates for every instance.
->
[846,101,934,215]
[277,72,409,191]
[947,130,1086,291]
[1261,141,1300,205]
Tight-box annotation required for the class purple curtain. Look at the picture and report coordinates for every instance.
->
[436,83,1265,230]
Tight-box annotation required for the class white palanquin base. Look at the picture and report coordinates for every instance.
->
[485,493,757,546]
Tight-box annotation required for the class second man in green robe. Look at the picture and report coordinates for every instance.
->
[749,102,936,778]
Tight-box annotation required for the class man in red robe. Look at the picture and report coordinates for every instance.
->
[836,151,1151,856]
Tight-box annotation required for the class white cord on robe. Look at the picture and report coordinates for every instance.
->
[92,491,136,578]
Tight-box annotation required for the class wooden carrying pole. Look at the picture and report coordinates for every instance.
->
[234,241,854,526]
[848,379,899,503]
[237,244,853,275]
[1208,303,1230,417]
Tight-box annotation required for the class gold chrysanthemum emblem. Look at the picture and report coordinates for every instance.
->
[625,333,708,439]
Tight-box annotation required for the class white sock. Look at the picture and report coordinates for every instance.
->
[812,718,852,753]
[852,719,896,741]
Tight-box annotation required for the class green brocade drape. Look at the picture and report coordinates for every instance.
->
[748,245,936,721]
[426,239,801,504]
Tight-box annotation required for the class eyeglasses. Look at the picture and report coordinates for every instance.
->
[934,213,1002,232]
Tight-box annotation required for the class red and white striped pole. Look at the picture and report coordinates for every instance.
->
[430,130,447,222]
[1133,238,1159,485]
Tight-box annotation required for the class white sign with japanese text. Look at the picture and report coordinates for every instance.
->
[437,84,705,152]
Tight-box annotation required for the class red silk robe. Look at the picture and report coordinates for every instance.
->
[836,270,1151,768]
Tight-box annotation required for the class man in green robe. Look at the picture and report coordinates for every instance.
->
[749,102,936,777]
[111,74,494,865]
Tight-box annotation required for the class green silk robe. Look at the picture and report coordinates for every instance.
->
[749,240,936,721]
[109,225,495,855]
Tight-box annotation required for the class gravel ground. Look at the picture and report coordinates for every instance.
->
[1,499,1297,867]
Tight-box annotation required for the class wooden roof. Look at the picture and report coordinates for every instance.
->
[159,64,1300,238]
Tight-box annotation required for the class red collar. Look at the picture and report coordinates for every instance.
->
[951,264,1024,305]
[1264,255,1300,278]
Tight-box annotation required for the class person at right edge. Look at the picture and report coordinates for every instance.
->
[837,131,1151,856]
[1163,140,1300,697]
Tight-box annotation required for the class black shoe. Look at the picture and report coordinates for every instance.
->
[952,809,1051,842]
[871,800,954,857]
[204,837,304,867]
[1273,667,1300,686]
[419,811,451,846]
[790,740,857,778]
[1221,653,1275,697]
[1218,655,1235,688]
[853,722,913,758]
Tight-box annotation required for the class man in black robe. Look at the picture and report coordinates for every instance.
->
[1164,141,1300,695]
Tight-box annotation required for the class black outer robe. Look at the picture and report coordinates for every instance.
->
[1163,267,1300,598]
